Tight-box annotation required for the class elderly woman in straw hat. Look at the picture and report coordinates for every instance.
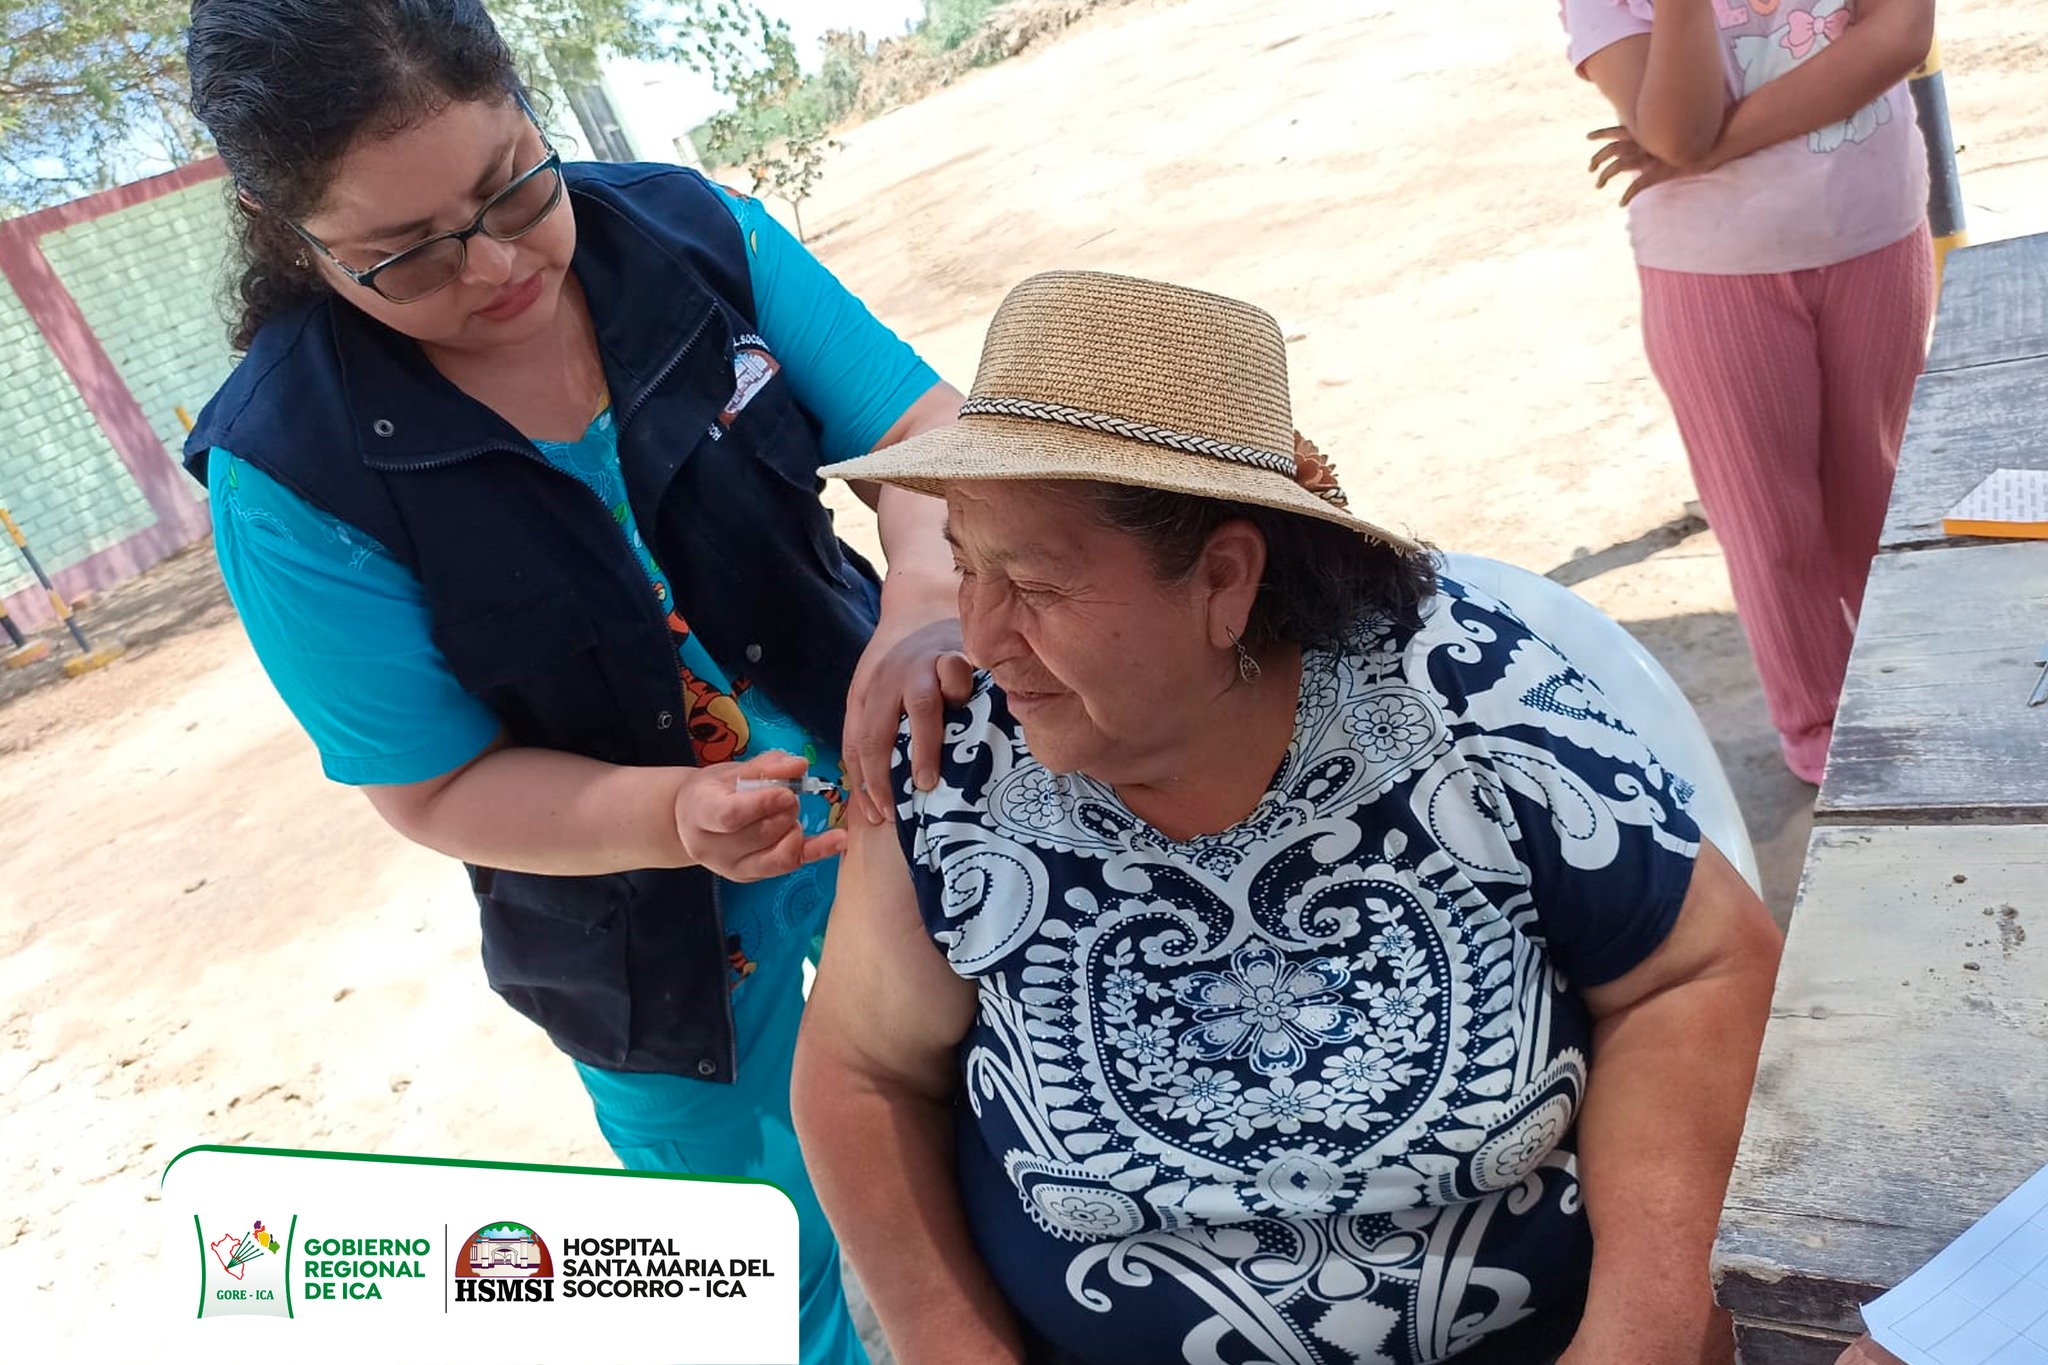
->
[791,272,1783,1365]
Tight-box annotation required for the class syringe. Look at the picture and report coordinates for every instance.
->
[735,776,843,796]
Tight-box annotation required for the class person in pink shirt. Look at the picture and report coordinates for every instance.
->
[1559,0,1935,785]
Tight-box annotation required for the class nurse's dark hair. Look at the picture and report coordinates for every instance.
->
[1080,484,1439,651]
[186,0,522,349]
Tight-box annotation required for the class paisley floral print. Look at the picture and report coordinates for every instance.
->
[892,579,1702,1364]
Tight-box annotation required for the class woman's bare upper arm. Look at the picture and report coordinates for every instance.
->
[361,729,508,842]
[1580,32,1652,132]
[804,815,978,1100]
[1578,839,1784,1024]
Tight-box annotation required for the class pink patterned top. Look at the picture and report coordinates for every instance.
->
[1560,0,1927,274]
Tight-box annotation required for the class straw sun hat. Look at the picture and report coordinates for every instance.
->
[826,270,1416,552]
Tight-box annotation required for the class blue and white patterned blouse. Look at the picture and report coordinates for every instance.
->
[890,578,1702,1365]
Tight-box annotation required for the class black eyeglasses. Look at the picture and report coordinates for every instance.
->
[290,98,564,305]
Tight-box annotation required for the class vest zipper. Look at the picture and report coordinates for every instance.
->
[710,875,738,1082]
[445,424,730,1078]
[622,303,758,1086]
[619,304,718,431]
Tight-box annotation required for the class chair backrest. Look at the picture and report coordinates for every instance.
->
[1439,552,1763,895]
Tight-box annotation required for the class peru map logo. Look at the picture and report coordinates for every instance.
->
[197,1215,292,1318]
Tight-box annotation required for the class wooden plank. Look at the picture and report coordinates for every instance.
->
[1732,1320,1858,1365]
[1925,234,2048,373]
[1717,1206,1929,1338]
[1817,541,2048,822]
[1713,825,2048,1339]
[1879,356,2048,552]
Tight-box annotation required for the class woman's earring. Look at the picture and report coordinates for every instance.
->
[294,250,310,269]
[1227,626,1261,684]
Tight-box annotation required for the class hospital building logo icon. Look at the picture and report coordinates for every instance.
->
[197,1215,292,1318]
[453,1221,556,1302]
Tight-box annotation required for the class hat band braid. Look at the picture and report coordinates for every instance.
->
[959,396,1298,478]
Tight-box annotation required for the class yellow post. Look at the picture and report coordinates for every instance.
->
[1910,38,1968,288]
[0,505,125,677]
[0,595,51,668]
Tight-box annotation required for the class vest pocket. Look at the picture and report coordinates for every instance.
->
[472,866,631,927]
[435,590,600,683]
[473,866,635,1066]
[726,381,815,491]
[708,386,850,584]
[433,590,628,762]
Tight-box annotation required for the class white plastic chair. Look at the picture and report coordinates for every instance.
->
[1440,552,1763,896]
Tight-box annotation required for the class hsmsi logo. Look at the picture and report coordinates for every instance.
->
[454,1221,556,1302]
[196,1214,292,1318]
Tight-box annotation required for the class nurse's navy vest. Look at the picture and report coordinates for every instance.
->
[184,163,882,1082]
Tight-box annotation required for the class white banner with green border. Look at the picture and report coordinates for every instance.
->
[159,1145,799,1361]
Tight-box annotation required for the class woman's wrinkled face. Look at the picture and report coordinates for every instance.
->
[945,482,1234,782]
[296,95,576,353]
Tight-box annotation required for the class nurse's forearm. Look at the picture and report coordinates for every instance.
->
[877,483,958,603]
[868,380,966,599]
[364,739,691,875]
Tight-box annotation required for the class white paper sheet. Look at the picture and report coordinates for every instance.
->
[1944,468,2048,534]
[1862,1162,2048,1364]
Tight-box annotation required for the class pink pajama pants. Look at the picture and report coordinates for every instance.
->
[1638,222,1934,785]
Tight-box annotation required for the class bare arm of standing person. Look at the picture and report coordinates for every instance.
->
[1694,0,1933,169]
[791,817,1025,1365]
[1578,0,1727,169]
[841,381,977,824]
[1584,0,1934,200]
[1557,841,1785,1365]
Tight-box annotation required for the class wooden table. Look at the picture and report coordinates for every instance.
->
[1818,541,2048,824]
[1714,231,2048,1364]
[1883,234,2048,550]
[1881,356,2048,552]
[1925,234,2048,373]
[1717,827,2048,1364]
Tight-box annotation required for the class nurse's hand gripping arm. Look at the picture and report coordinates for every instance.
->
[841,381,977,825]
[1556,841,1785,1365]
[364,744,845,882]
[791,818,1025,1365]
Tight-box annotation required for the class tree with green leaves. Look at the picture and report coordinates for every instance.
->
[0,0,825,216]
[691,11,831,241]
[0,1,201,207]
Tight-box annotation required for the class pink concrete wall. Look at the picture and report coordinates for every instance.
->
[0,160,226,630]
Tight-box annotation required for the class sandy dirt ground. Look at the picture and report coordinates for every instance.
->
[5,0,2045,1351]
